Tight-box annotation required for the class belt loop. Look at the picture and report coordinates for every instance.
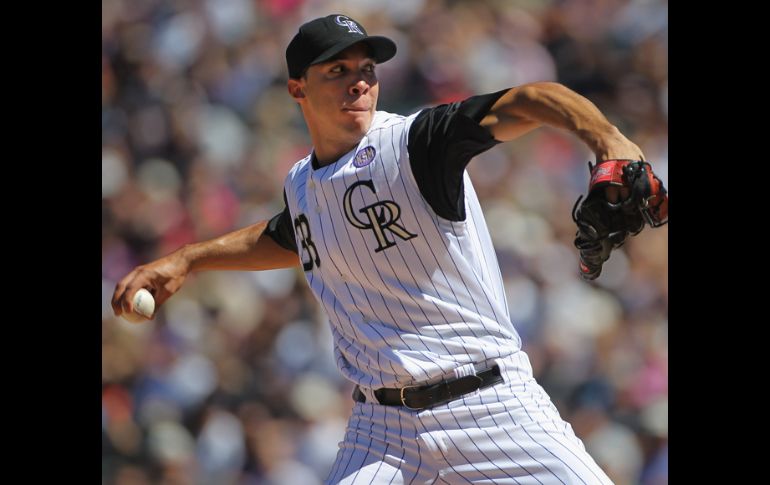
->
[453,362,477,380]
[359,386,379,404]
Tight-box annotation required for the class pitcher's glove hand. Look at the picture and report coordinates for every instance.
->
[572,159,668,280]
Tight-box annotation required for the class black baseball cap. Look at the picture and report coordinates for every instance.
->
[286,14,397,79]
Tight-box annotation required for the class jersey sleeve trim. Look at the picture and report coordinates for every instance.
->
[406,89,508,221]
[263,191,298,254]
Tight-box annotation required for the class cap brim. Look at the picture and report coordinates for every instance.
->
[309,36,397,68]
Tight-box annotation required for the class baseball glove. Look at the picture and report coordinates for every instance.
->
[572,159,668,280]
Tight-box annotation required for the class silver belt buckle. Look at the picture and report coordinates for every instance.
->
[399,384,422,410]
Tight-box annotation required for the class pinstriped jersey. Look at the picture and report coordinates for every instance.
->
[281,108,522,389]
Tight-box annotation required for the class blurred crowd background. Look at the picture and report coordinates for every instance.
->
[102,0,668,483]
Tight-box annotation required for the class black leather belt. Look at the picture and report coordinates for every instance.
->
[352,365,503,411]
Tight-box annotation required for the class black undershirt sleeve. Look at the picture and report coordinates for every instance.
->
[406,89,509,221]
[263,190,298,254]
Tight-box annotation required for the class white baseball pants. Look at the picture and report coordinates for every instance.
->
[325,352,613,484]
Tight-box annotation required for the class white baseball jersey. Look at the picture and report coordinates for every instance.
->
[281,108,521,390]
[266,92,613,484]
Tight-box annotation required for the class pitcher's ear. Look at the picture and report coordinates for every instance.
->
[287,79,305,100]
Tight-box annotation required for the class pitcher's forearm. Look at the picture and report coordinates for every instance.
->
[485,82,643,160]
[182,221,300,272]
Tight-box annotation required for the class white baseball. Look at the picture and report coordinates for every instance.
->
[122,288,156,323]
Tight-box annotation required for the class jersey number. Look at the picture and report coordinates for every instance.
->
[294,214,320,271]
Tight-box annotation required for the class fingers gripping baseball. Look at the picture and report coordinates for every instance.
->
[111,257,189,321]
[572,159,668,280]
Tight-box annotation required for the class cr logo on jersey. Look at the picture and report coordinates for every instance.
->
[343,180,417,252]
[335,16,364,35]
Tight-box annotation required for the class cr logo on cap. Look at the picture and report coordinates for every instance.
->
[335,15,364,35]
